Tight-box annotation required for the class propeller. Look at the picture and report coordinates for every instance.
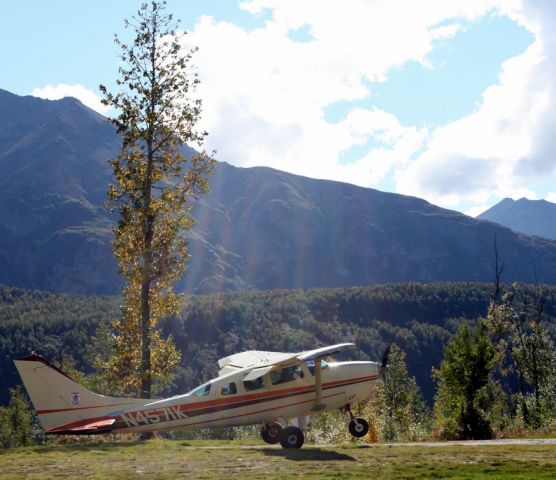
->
[379,344,391,381]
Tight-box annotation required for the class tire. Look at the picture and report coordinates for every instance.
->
[279,426,305,449]
[261,422,282,444]
[349,417,369,438]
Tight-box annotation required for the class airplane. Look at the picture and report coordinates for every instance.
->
[14,342,380,449]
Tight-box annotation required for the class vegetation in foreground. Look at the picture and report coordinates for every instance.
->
[3,281,556,447]
[2,438,556,480]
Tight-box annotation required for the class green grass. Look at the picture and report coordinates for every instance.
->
[1,439,556,479]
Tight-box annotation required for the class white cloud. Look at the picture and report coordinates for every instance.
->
[32,83,109,115]
[61,0,546,214]
[186,0,507,191]
[547,192,556,204]
[395,0,556,211]
[466,204,492,217]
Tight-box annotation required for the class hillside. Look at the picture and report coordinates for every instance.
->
[3,89,556,294]
[477,197,556,240]
[0,89,119,293]
[3,282,556,405]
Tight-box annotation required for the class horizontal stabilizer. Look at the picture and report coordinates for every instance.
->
[46,416,115,435]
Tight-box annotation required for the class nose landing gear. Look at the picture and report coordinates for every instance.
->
[345,404,369,438]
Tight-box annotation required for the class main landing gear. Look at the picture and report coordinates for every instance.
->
[261,422,282,444]
[261,406,368,449]
[261,422,305,449]
[280,426,305,449]
[345,405,369,438]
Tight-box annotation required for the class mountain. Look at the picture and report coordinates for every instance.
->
[0,89,119,293]
[2,88,556,294]
[477,197,556,241]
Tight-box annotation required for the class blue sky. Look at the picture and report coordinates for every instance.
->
[2,0,556,216]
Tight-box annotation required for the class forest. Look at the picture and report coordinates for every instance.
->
[3,281,556,407]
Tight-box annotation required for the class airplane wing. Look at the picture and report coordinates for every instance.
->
[297,343,355,361]
[217,351,294,376]
[218,343,355,377]
[242,365,275,381]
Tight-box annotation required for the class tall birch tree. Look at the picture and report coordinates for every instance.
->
[99,1,214,399]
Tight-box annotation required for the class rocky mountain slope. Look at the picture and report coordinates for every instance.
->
[2,88,556,294]
[477,197,556,241]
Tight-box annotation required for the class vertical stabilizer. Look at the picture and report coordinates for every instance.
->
[14,353,147,431]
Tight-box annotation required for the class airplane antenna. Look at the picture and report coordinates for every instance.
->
[245,341,268,362]
[227,332,268,362]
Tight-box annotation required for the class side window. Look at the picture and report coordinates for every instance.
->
[270,365,305,385]
[191,383,211,396]
[243,377,265,392]
[221,382,237,395]
[305,359,329,376]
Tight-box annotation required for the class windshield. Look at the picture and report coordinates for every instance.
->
[189,382,211,396]
[305,359,329,375]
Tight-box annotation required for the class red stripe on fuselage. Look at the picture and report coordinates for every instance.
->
[178,389,347,430]
[36,401,143,415]
[113,374,378,429]
[37,374,378,418]
[181,374,378,414]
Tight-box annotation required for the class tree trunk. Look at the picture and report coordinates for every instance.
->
[518,371,529,425]
[140,262,152,399]
[140,133,155,400]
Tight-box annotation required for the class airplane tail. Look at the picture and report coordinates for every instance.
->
[14,353,147,434]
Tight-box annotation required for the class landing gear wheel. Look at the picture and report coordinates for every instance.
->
[280,426,305,449]
[261,422,282,444]
[349,417,369,438]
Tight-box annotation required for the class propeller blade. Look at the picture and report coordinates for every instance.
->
[379,344,391,380]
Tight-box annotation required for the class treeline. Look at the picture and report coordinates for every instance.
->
[3,281,556,446]
[0,286,119,405]
[0,282,477,403]
[164,283,556,404]
[3,282,556,408]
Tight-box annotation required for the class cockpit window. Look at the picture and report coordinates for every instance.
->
[270,365,305,385]
[190,382,211,396]
[221,382,237,395]
[243,377,265,391]
[305,359,329,376]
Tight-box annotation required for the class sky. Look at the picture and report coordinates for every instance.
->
[2,0,556,216]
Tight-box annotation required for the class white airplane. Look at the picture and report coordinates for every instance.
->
[14,343,380,448]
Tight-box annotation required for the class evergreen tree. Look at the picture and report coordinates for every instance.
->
[379,344,430,441]
[486,283,556,428]
[99,1,214,398]
[0,388,34,449]
[434,321,495,439]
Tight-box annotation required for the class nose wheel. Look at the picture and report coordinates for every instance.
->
[349,417,369,437]
[345,404,369,438]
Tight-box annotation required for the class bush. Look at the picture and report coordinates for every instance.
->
[0,388,36,449]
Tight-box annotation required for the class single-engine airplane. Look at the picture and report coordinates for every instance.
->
[14,343,380,448]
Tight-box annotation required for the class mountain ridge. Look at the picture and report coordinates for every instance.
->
[477,197,556,240]
[2,89,556,294]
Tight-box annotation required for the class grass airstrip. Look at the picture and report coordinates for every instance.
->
[2,439,556,479]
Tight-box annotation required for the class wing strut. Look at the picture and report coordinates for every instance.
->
[311,356,326,412]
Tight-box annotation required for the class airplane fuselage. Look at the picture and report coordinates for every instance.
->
[110,360,378,433]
